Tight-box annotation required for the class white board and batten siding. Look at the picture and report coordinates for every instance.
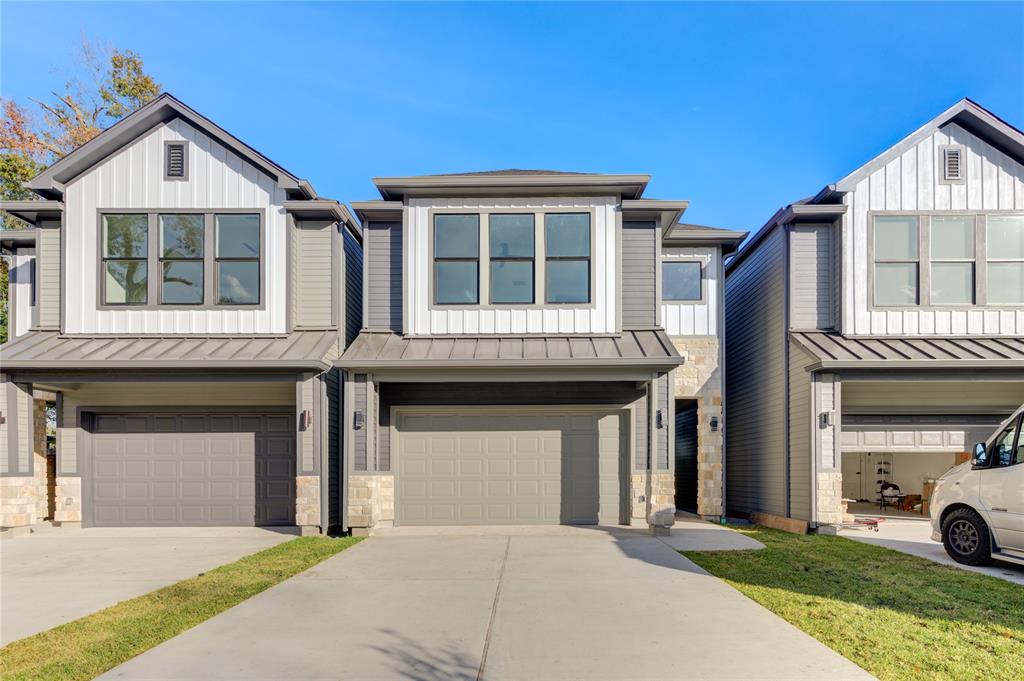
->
[63,118,288,334]
[661,246,719,336]
[844,122,1024,336]
[405,197,618,335]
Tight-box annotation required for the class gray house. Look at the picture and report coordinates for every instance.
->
[725,99,1024,532]
[0,93,362,534]
[339,172,744,533]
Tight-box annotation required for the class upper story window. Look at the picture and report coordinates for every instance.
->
[489,214,534,304]
[662,261,703,301]
[433,214,480,305]
[431,211,592,307]
[545,213,590,304]
[872,213,1023,308]
[101,211,261,307]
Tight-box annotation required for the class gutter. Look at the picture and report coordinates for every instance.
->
[335,358,686,370]
[807,359,1024,370]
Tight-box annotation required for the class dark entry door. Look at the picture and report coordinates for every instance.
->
[675,401,699,511]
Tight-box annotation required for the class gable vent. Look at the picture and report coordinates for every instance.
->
[165,142,187,179]
[943,146,962,182]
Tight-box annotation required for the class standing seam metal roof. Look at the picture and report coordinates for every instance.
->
[791,332,1024,368]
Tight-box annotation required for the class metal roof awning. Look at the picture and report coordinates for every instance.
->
[0,330,339,371]
[791,331,1024,370]
[338,329,684,371]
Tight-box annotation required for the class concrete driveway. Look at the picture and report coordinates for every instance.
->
[0,526,292,645]
[101,524,870,681]
[840,517,1024,585]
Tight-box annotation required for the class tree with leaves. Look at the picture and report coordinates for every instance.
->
[0,40,160,342]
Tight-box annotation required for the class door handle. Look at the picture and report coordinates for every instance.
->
[992,508,1008,512]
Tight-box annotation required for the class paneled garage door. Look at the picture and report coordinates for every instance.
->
[395,409,622,526]
[88,412,295,527]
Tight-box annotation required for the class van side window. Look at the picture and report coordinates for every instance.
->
[989,417,1020,467]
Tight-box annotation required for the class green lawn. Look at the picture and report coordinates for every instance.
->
[684,526,1024,681]
[0,535,362,681]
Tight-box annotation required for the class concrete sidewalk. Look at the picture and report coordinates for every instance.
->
[101,524,869,681]
[1,527,293,645]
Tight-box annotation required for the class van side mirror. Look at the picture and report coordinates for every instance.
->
[972,442,990,468]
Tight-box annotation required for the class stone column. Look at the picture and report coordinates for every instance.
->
[672,338,724,521]
[295,475,321,534]
[53,477,82,526]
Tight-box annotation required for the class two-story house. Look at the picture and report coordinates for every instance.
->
[0,94,362,535]
[725,99,1024,533]
[338,171,743,533]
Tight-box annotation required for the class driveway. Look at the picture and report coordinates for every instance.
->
[101,523,870,681]
[0,526,292,645]
[840,517,1024,585]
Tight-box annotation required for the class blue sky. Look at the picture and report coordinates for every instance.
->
[2,2,1022,232]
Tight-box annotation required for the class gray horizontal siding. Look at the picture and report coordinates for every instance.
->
[657,372,670,470]
[353,374,368,471]
[789,225,835,331]
[36,223,60,330]
[326,368,341,528]
[365,222,402,332]
[379,382,647,475]
[622,221,657,327]
[343,229,363,348]
[294,219,334,328]
[725,227,787,517]
[788,341,813,521]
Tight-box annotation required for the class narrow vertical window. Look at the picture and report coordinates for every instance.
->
[545,213,590,303]
[987,215,1024,305]
[930,216,975,305]
[216,214,260,304]
[159,214,205,304]
[434,214,480,304]
[489,214,534,304]
[873,216,919,306]
[102,214,149,304]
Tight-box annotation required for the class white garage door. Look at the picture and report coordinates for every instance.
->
[395,409,622,526]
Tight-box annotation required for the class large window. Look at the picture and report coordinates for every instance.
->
[100,211,261,307]
[873,216,919,306]
[160,214,205,304]
[663,261,702,301]
[987,215,1024,305]
[216,214,261,305]
[930,216,974,305]
[434,214,480,304]
[545,213,590,304]
[102,214,149,305]
[489,214,534,304]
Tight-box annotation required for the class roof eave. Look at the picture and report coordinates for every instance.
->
[1,359,333,371]
[336,357,685,370]
[372,174,651,201]
[351,200,404,223]
[809,359,1024,371]
[725,204,847,274]
[0,200,64,226]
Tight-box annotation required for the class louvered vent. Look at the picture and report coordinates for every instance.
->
[165,142,187,179]
[943,146,962,181]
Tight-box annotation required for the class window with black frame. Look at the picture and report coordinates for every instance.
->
[544,213,590,304]
[489,214,534,304]
[102,214,149,305]
[434,214,480,304]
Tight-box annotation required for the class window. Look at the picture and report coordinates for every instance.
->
[489,214,534,304]
[434,214,480,304]
[987,215,1024,305]
[930,216,974,305]
[164,142,187,180]
[545,213,590,303]
[989,417,1020,467]
[102,214,149,304]
[216,214,260,305]
[663,261,702,301]
[873,216,919,305]
[160,214,204,304]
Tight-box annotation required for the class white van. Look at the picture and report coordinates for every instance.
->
[930,404,1024,567]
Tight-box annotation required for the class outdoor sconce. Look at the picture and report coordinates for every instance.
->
[299,409,312,431]
[710,416,719,432]
[819,410,835,428]
[655,409,664,429]
[353,410,365,430]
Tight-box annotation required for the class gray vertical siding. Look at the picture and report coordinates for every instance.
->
[37,222,60,330]
[365,222,402,331]
[325,368,341,528]
[788,341,813,521]
[621,221,657,327]
[343,229,363,347]
[293,220,335,328]
[724,226,787,517]
[353,374,368,471]
[789,225,835,330]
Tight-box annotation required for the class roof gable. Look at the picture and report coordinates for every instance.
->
[27,93,315,200]
[836,98,1024,191]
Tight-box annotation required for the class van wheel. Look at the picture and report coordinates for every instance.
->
[941,508,992,566]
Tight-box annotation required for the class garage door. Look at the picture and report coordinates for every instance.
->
[88,412,295,527]
[396,409,622,526]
